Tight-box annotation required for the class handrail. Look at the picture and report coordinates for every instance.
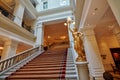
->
[0,47,39,72]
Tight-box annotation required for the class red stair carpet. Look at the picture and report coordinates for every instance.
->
[6,48,67,80]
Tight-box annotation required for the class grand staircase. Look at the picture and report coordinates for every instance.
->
[3,48,78,80]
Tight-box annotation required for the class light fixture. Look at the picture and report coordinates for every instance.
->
[60,36,66,40]
[47,36,51,39]
[94,8,98,11]
[64,23,67,26]
[0,47,3,50]
[64,17,75,26]
[101,54,106,59]
[92,8,98,15]
[72,22,75,25]
[92,12,95,15]
[87,24,90,26]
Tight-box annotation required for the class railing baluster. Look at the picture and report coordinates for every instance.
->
[0,47,39,73]
[6,59,9,69]
[1,61,5,71]
[9,58,13,67]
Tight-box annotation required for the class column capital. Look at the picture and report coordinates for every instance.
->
[4,41,11,46]
[81,28,95,36]
[80,25,96,36]
[4,39,19,46]
[36,22,43,28]
[2,39,18,59]
[79,24,95,30]
[112,25,120,34]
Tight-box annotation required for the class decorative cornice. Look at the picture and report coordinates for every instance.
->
[37,11,73,24]
[37,6,72,17]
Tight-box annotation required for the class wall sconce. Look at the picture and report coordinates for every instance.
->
[64,17,75,26]
[101,54,106,59]
[0,47,3,50]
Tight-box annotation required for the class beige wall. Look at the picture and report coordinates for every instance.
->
[44,22,69,46]
[98,35,120,71]
[16,42,33,54]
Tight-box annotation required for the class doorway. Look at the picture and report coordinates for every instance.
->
[110,48,120,69]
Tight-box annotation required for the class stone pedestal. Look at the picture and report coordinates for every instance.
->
[76,61,89,80]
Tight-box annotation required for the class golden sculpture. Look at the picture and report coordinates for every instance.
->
[69,26,86,61]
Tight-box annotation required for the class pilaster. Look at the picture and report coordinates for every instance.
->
[13,0,25,26]
[34,23,44,50]
[82,27,105,80]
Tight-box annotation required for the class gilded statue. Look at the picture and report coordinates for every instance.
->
[69,26,86,61]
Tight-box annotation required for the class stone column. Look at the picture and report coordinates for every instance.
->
[1,39,18,60]
[83,27,105,80]
[13,0,25,26]
[34,23,43,50]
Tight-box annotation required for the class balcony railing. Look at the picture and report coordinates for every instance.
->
[22,22,34,34]
[0,7,15,21]
[0,6,35,35]
[0,47,39,73]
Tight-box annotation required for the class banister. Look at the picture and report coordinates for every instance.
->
[0,47,39,72]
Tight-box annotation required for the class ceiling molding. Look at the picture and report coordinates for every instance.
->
[37,6,73,17]
[37,11,73,24]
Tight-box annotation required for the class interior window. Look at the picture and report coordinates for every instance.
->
[43,1,48,9]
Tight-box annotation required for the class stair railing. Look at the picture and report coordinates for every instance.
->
[0,47,39,72]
